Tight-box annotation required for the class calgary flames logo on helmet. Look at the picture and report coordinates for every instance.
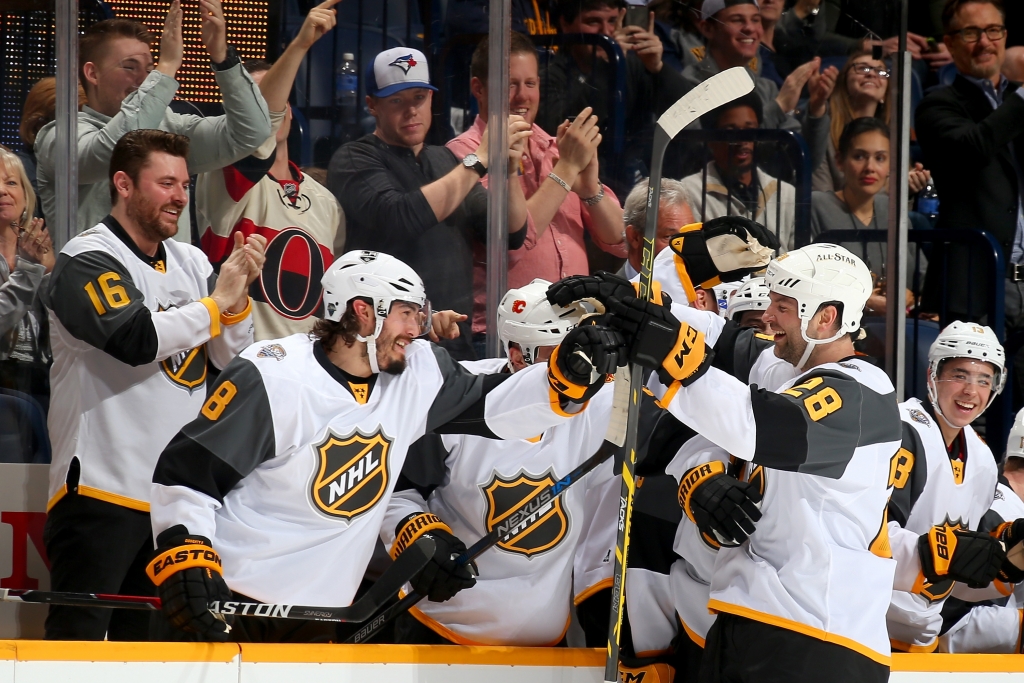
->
[511,299,527,314]
[309,428,392,521]
[483,470,569,558]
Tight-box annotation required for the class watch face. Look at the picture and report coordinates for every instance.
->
[464,154,479,166]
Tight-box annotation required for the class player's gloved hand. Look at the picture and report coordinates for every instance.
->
[990,518,1024,583]
[678,461,762,548]
[548,324,626,404]
[918,523,1006,589]
[668,217,779,300]
[545,271,635,309]
[605,295,712,388]
[392,513,477,603]
[148,525,232,641]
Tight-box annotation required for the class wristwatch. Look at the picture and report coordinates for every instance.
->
[462,153,487,177]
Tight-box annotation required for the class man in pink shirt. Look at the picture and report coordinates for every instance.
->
[447,32,626,346]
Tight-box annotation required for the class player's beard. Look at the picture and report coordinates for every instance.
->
[774,326,808,367]
[375,330,412,375]
[126,192,180,244]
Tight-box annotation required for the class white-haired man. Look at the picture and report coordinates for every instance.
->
[145,252,627,642]
[598,243,903,682]
[886,322,1022,653]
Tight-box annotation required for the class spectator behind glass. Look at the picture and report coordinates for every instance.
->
[0,148,54,413]
[617,176,718,310]
[196,1,343,342]
[683,0,837,171]
[33,2,271,239]
[18,77,88,198]
[327,47,531,361]
[534,0,690,196]
[915,0,1020,324]
[810,117,920,315]
[650,0,705,71]
[813,51,892,191]
[757,0,786,87]
[447,32,625,352]
[679,93,796,251]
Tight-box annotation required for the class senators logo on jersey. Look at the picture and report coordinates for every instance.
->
[310,428,392,521]
[483,470,569,558]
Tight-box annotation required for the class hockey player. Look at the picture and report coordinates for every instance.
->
[605,243,905,682]
[146,252,626,641]
[42,130,261,640]
[381,278,618,645]
[939,406,1024,653]
[887,322,1016,653]
[725,277,770,332]
[197,0,343,341]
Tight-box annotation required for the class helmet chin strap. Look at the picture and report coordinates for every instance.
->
[356,305,387,375]
[795,318,845,371]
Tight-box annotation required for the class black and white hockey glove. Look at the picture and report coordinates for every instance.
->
[678,461,762,548]
[668,217,779,299]
[918,523,1006,589]
[545,271,636,310]
[606,295,713,388]
[392,513,477,603]
[148,525,232,641]
[548,324,626,404]
[990,518,1024,583]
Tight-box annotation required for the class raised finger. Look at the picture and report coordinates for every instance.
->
[317,0,342,8]
[615,8,625,31]
[648,10,655,34]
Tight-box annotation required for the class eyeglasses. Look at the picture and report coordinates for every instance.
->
[935,371,996,390]
[852,64,890,79]
[948,25,1007,43]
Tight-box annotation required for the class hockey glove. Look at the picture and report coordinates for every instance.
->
[606,295,712,388]
[678,460,762,548]
[990,518,1024,583]
[392,513,477,603]
[148,525,232,641]
[918,523,1006,589]
[669,217,779,291]
[546,271,636,310]
[548,324,626,404]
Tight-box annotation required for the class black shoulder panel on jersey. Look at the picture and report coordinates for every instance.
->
[978,507,1008,534]
[426,345,511,438]
[398,433,451,499]
[887,421,929,527]
[153,356,276,502]
[635,390,697,476]
[939,594,1012,637]
[750,370,901,479]
[47,250,158,366]
[711,321,773,384]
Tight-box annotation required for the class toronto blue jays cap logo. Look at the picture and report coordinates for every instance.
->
[388,54,418,74]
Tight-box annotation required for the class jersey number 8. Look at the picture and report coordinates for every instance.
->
[782,377,843,422]
[202,381,238,420]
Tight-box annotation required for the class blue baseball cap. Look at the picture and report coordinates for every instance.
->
[366,47,438,97]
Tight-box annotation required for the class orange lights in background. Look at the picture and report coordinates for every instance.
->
[105,0,268,104]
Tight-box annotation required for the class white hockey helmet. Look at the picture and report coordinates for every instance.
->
[1007,408,1024,461]
[727,277,770,321]
[712,282,740,318]
[498,279,585,370]
[926,321,1006,422]
[320,250,430,372]
[763,243,873,369]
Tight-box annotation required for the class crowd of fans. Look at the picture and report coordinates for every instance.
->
[0,0,1022,654]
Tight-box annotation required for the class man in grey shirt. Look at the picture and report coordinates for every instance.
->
[35,0,271,242]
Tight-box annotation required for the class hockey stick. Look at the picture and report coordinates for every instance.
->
[344,434,625,644]
[603,67,754,682]
[0,535,436,624]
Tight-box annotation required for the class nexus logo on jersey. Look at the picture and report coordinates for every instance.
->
[156,306,208,393]
[310,428,392,521]
[483,470,568,558]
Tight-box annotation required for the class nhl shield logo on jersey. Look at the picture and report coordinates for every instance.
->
[483,471,568,558]
[160,344,208,393]
[309,428,392,521]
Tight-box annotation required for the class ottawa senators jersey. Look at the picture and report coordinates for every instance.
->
[651,357,902,666]
[149,337,584,607]
[939,481,1024,653]
[197,140,340,341]
[44,217,253,512]
[382,358,617,646]
[886,398,999,652]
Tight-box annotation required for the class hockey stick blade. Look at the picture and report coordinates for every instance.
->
[1,536,435,624]
[345,439,621,644]
[603,67,754,682]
